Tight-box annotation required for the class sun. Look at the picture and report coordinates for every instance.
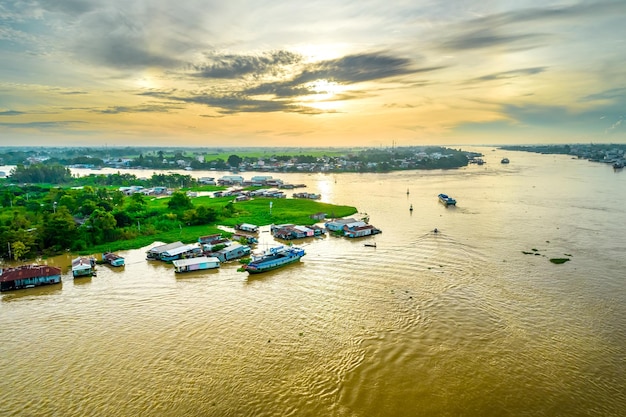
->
[299,79,348,111]
[309,79,340,95]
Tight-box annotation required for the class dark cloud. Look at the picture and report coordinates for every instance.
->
[440,31,550,52]
[438,1,626,52]
[581,87,626,102]
[0,121,84,129]
[193,50,302,79]
[293,53,442,85]
[140,51,438,115]
[468,67,548,83]
[0,110,25,116]
[92,103,184,114]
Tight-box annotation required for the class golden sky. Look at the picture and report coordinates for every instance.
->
[1,0,625,147]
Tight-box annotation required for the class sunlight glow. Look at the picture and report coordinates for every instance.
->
[300,79,347,111]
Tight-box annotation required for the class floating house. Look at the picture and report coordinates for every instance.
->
[342,222,382,238]
[198,234,224,245]
[324,218,358,232]
[292,192,321,200]
[232,233,258,244]
[0,265,62,292]
[103,252,125,267]
[72,257,96,278]
[146,241,184,260]
[235,223,259,233]
[172,256,220,273]
[159,244,203,262]
[211,243,251,262]
[271,224,323,240]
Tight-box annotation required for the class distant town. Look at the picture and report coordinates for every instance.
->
[500,143,626,168]
[0,146,478,174]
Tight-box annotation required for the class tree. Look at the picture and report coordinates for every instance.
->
[43,206,77,250]
[11,241,27,260]
[88,209,117,244]
[167,192,193,211]
[227,154,242,168]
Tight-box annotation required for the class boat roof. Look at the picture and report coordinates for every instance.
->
[147,241,184,254]
[162,244,200,256]
[172,256,220,267]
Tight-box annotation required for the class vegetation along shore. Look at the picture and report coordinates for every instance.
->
[0,164,356,262]
[0,145,481,262]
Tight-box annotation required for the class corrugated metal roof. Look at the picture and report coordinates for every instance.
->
[172,256,220,267]
[1,265,61,283]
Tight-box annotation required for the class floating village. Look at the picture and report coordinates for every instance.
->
[0,174,399,291]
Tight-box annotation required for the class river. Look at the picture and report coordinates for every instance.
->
[1,147,625,416]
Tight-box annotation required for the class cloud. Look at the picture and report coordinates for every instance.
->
[440,30,550,52]
[437,1,626,53]
[140,51,438,115]
[467,67,548,83]
[0,110,25,116]
[293,53,441,85]
[193,50,302,79]
[92,103,184,114]
[0,121,85,129]
[581,87,626,103]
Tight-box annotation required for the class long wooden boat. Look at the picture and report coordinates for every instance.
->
[438,193,457,206]
[243,246,305,274]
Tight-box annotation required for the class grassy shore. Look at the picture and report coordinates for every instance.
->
[85,197,357,255]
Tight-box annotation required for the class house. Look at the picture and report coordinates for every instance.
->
[146,241,184,260]
[172,256,220,273]
[160,244,203,262]
[198,234,223,245]
[72,257,96,277]
[1,265,62,292]
[102,252,125,267]
[232,233,258,244]
[218,175,244,185]
[325,218,358,231]
[343,223,382,238]
[211,243,251,262]
[198,177,216,185]
[270,224,316,240]
[235,223,259,233]
[310,212,327,221]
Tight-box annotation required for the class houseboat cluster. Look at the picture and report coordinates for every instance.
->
[146,232,255,273]
[1,214,385,291]
[271,224,326,240]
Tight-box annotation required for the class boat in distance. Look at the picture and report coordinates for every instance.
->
[243,246,305,274]
[438,193,457,206]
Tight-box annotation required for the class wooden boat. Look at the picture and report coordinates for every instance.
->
[438,193,456,206]
[243,246,305,274]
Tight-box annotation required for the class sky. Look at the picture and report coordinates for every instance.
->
[1,0,625,148]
